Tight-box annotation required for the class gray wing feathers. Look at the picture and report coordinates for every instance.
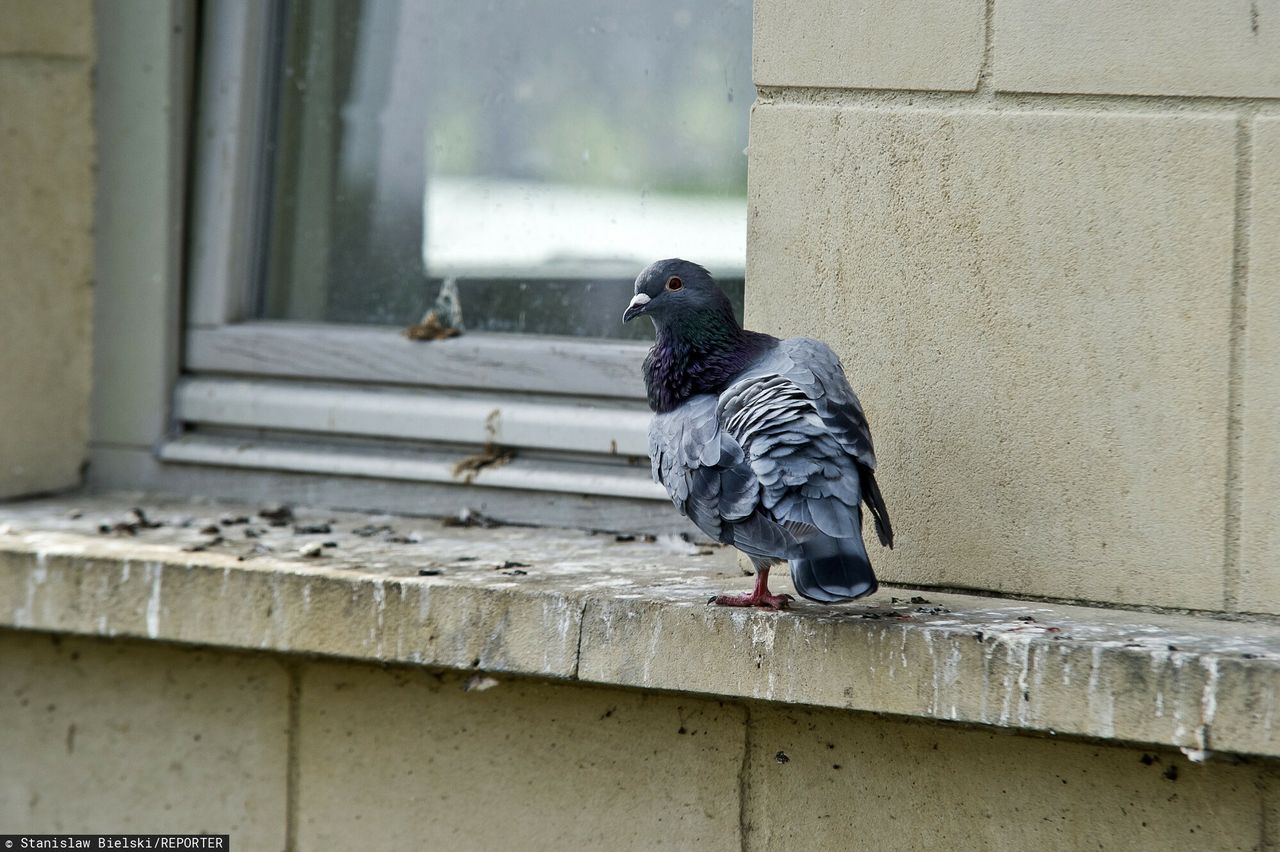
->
[650,396,722,536]
[718,375,864,541]
[651,398,770,547]
[650,393,805,561]
[769,337,878,470]
[651,374,864,546]
[762,338,893,549]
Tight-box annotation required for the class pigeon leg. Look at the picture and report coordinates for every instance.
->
[711,566,794,610]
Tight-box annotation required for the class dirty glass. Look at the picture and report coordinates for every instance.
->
[256,0,751,340]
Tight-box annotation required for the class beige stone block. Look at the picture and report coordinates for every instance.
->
[995,0,1280,97]
[0,631,288,848]
[0,60,94,498]
[0,0,93,57]
[748,705,1265,851]
[1240,118,1280,613]
[747,105,1236,609]
[1265,768,1280,847]
[297,662,745,850]
[754,0,984,91]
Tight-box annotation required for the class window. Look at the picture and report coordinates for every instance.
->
[169,0,752,529]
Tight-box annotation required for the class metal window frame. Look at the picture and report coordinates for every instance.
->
[183,3,654,390]
[117,0,674,530]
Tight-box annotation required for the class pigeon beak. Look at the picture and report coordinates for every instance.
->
[622,292,651,323]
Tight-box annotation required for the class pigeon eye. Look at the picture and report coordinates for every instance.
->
[666,277,683,291]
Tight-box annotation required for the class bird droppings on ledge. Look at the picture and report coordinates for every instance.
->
[657,532,713,557]
[1180,746,1212,763]
[239,543,272,562]
[613,533,657,544]
[293,522,333,535]
[860,610,914,621]
[5,494,1280,758]
[464,675,500,692]
[97,507,164,537]
[352,524,394,538]
[0,494,745,604]
[181,536,222,553]
[440,507,503,529]
[258,505,294,526]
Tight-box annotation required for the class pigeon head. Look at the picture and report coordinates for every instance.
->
[622,258,735,331]
[627,258,778,413]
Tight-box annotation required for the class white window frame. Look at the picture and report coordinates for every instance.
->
[95,0,693,533]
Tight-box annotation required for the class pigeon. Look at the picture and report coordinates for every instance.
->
[623,259,893,609]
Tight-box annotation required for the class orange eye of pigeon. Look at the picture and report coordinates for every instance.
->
[666,277,683,291]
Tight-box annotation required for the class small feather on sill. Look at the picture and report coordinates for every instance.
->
[402,311,462,341]
[404,277,465,341]
[451,444,517,483]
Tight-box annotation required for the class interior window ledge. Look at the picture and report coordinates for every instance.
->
[2,493,1277,760]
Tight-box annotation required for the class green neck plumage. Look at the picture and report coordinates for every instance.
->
[643,306,777,413]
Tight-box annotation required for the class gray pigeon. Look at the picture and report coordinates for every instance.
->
[623,259,893,608]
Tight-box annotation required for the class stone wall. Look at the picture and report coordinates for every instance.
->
[0,0,95,499]
[746,0,1280,614]
[2,629,1275,852]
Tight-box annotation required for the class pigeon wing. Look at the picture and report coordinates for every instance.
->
[649,394,804,562]
[766,337,893,547]
[756,337,880,470]
[717,373,865,542]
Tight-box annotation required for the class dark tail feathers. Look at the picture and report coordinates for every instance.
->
[789,532,878,604]
[859,468,894,548]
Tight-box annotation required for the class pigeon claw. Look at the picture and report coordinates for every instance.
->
[710,591,794,610]
[708,566,794,610]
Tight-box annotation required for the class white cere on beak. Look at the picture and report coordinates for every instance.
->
[628,293,651,309]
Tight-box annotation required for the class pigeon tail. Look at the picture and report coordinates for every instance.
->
[859,467,894,548]
[788,532,878,603]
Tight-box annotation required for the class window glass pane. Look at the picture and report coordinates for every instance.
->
[258,0,751,339]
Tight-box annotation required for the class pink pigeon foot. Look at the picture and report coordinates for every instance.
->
[710,567,794,610]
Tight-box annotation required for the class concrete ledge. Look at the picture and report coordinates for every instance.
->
[2,495,1279,759]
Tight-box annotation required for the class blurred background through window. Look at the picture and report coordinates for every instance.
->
[257,0,752,340]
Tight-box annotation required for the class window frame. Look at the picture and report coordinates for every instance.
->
[184,0,658,399]
[95,0,709,532]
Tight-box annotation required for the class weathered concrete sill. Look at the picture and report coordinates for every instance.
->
[2,494,1279,759]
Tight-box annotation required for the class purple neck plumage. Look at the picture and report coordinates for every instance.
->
[642,305,778,413]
